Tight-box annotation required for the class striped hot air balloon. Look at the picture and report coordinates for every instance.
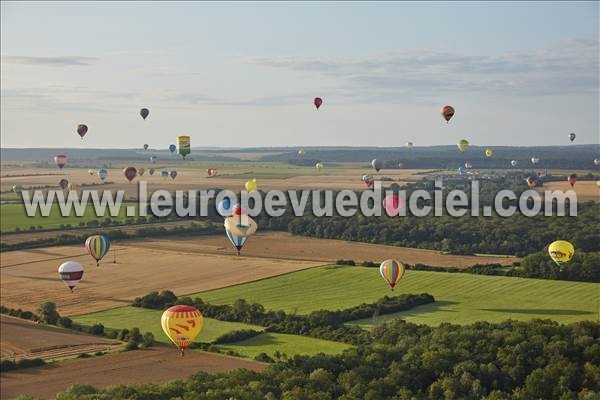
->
[225,227,248,256]
[58,261,84,292]
[85,235,110,266]
[161,305,204,356]
[379,259,405,290]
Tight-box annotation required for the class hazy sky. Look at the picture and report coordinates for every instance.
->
[1,1,598,148]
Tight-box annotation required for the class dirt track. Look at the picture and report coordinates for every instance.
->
[0,315,120,361]
[0,347,267,399]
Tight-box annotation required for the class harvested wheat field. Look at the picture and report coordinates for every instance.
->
[128,232,517,267]
[0,347,267,400]
[540,180,600,203]
[0,315,121,361]
[0,242,322,316]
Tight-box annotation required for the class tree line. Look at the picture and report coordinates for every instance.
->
[54,318,600,400]
[132,291,435,345]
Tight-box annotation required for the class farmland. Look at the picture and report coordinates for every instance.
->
[194,265,599,325]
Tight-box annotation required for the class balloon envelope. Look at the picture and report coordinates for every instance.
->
[457,139,469,153]
[169,144,176,153]
[177,136,190,159]
[485,148,493,158]
[138,167,145,176]
[314,97,323,110]
[224,215,257,238]
[148,168,155,175]
[170,171,178,180]
[161,305,203,354]
[143,144,149,150]
[245,178,257,192]
[568,133,576,142]
[511,160,518,167]
[440,105,455,123]
[58,261,84,292]
[548,240,574,266]
[77,124,88,139]
[218,198,236,217]
[568,174,576,187]
[54,155,67,169]
[98,168,108,180]
[59,179,69,189]
[371,159,383,172]
[315,162,323,170]
[383,194,403,217]
[85,235,110,266]
[140,108,149,120]
[380,259,405,290]
[123,167,137,182]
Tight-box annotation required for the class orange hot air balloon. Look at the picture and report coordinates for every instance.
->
[568,174,576,187]
[161,305,204,355]
[123,167,137,182]
[314,97,323,110]
[441,105,455,123]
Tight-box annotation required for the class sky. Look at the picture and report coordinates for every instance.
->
[1,1,598,149]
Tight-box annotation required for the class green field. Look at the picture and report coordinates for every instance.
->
[0,203,139,232]
[73,306,349,358]
[193,266,599,326]
[218,332,350,359]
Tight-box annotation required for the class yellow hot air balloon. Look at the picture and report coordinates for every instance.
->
[485,148,493,158]
[548,240,574,266]
[161,305,204,356]
[67,183,78,192]
[457,139,470,153]
[245,178,257,192]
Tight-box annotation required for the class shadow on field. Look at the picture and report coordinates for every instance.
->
[355,300,460,326]
[480,308,595,316]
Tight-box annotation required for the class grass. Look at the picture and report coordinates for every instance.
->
[72,306,349,358]
[0,203,139,233]
[218,332,350,359]
[192,265,599,326]
[72,307,258,344]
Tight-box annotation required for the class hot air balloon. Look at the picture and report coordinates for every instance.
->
[510,160,518,167]
[406,142,413,150]
[531,157,540,165]
[159,170,169,178]
[59,179,69,189]
[170,171,178,180]
[568,174,577,187]
[149,168,155,176]
[440,105,455,123]
[231,204,248,216]
[161,305,204,356]
[169,144,176,153]
[362,175,374,188]
[225,227,248,255]
[150,156,157,164]
[244,178,257,192]
[485,148,493,158]
[548,240,574,266]
[383,194,403,217]
[177,136,190,159]
[54,155,67,169]
[371,159,383,172]
[594,158,599,166]
[123,167,137,182]
[458,166,465,175]
[67,183,78,192]
[526,176,538,189]
[218,198,236,217]
[138,168,145,177]
[207,168,217,177]
[58,261,84,292]
[379,259,405,290]
[88,169,95,176]
[398,162,404,169]
[457,139,469,153]
[464,162,472,169]
[315,162,323,171]
[77,124,88,139]
[140,108,149,120]
[314,97,323,110]
[85,235,110,267]
[143,144,149,150]
[298,149,305,158]
[568,133,576,142]
[225,215,258,238]
[97,168,108,181]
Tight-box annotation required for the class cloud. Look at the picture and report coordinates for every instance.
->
[244,38,599,100]
[1,55,98,66]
